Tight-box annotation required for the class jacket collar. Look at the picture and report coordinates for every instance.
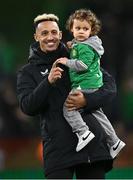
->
[28,41,69,65]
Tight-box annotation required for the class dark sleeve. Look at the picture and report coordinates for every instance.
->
[83,68,117,112]
[17,68,51,116]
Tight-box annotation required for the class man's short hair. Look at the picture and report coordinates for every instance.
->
[34,13,59,29]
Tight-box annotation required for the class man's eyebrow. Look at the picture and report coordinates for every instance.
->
[41,30,48,33]
[51,29,58,31]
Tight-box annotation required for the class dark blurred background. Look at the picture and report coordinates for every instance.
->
[0,0,133,178]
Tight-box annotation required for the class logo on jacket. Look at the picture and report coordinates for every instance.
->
[71,48,77,58]
[40,69,49,76]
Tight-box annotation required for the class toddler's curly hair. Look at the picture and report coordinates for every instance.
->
[66,9,101,36]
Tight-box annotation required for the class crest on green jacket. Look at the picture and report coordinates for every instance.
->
[71,48,77,58]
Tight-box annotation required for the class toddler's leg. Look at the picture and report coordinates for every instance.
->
[63,105,95,152]
[92,108,125,158]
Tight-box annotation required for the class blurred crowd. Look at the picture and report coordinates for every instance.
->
[0,0,133,171]
[0,34,40,137]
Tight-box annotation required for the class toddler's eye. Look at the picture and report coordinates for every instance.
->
[76,27,80,30]
[83,27,88,31]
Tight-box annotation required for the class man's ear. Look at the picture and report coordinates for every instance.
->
[34,33,38,42]
[59,31,62,40]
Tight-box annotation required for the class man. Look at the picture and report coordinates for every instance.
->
[17,13,116,179]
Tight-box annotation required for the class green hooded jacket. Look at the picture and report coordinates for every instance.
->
[69,36,104,89]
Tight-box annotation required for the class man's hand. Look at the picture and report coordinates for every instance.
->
[65,90,87,111]
[48,60,64,84]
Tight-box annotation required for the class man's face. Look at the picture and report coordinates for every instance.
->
[34,21,62,53]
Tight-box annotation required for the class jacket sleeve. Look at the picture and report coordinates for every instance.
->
[83,68,117,112]
[66,59,88,72]
[17,68,51,116]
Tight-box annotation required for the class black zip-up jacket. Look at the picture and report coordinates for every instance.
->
[17,42,116,175]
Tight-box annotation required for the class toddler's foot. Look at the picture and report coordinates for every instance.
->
[76,130,95,152]
[110,140,126,158]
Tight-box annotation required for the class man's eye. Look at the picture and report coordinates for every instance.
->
[52,31,58,35]
[41,31,48,36]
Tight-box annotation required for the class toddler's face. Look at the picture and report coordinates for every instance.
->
[71,19,92,42]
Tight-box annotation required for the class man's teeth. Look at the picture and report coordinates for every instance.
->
[47,42,54,45]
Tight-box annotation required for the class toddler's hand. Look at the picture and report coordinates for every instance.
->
[56,57,68,65]
[67,41,72,49]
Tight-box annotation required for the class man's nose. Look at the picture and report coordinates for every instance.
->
[47,33,54,40]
